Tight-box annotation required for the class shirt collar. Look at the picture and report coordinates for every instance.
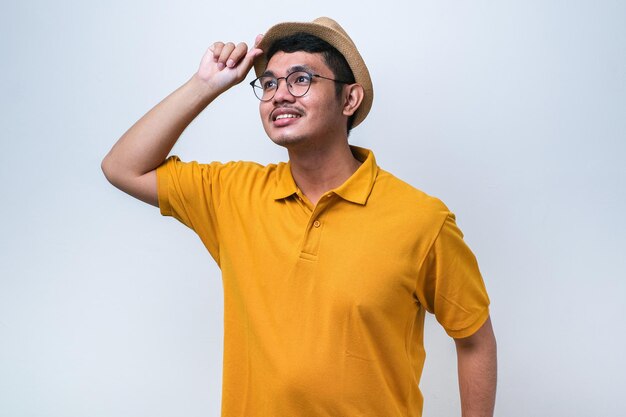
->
[272,162,299,200]
[272,146,378,205]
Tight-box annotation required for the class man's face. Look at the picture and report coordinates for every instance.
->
[259,51,347,149]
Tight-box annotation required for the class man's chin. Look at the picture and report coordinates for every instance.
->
[269,134,305,148]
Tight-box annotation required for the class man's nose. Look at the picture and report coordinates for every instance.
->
[272,78,295,103]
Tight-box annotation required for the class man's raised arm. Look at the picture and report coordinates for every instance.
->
[101,36,263,207]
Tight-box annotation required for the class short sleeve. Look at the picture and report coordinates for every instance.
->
[415,213,490,338]
[156,156,223,264]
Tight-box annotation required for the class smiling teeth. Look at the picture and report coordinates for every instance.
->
[275,114,299,120]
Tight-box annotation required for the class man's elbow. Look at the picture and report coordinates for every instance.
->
[101,153,136,194]
[101,156,159,207]
[101,153,120,187]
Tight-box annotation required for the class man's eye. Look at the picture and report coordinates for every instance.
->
[294,75,310,84]
[262,79,277,90]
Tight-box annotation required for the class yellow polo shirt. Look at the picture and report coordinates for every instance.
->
[157,146,490,417]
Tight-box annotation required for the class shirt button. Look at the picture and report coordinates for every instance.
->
[313,220,321,228]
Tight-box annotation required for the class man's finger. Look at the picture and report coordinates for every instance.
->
[226,42,249,68]
[211,42,224,59]
[254,34,264,48]
[217,42,236,70]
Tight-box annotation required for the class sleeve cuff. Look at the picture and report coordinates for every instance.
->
[445,307,490,339]
[156,159,173,217]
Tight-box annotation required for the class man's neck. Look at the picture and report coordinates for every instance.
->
[287,140,361,206]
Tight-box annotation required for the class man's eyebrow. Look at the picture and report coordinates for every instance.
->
[262,65,315,77]
[287,65,314,73]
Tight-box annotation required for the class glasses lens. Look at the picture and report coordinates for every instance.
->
[253,76,277,101]
[286,71,312,97]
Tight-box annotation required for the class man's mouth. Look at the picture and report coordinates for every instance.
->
[271,107,303,122]
[274,114,301,121]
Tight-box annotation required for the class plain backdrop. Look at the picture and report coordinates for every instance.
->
[1,1,625,416]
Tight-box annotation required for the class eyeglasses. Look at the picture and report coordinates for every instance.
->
[250,70,352,102]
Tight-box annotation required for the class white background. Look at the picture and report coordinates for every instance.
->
[1,1,625,416]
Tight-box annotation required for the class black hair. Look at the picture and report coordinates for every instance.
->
[266,32,356,134]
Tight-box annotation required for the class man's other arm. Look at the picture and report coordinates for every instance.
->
[101,37,263,206]
[454,316,497,417]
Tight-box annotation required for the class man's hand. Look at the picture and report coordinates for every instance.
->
[197,34,264,94]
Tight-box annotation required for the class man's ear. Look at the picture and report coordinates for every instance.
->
[342,84,364,117]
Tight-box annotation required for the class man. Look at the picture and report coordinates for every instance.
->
[102,17,496,417]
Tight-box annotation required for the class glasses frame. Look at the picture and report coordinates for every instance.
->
[249,70,352,102]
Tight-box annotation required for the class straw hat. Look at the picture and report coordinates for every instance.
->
[254,17,373,128]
